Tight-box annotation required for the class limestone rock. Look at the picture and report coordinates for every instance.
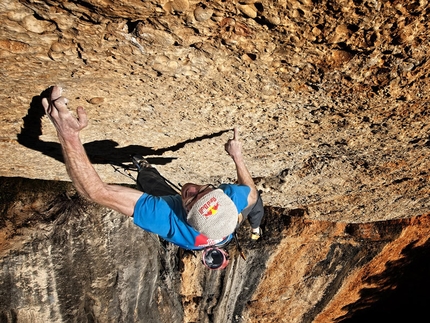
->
[194,6,213,22]
[173,0,189,12]
[1,178,430,322]
[21,14,56,33]
[0,0,430,321]
[237,4,258,18]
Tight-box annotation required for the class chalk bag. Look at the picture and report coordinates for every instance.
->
[201,246,230,270]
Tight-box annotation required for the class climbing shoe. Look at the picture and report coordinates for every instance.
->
[251,227,262,240]
[131,155,150,171]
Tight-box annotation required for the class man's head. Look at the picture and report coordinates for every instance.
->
[181,183,238,239]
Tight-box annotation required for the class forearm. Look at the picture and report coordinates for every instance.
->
[232,155,258,205]
[225,128,258,207]
[60,135,104,200]
[59,134,141,216]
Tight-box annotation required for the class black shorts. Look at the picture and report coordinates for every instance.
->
[136,167,178,197]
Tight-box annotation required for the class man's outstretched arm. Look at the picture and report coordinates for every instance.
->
[42,86,143,217]
[225,128,258,208]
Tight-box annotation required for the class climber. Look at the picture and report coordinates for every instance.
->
[42,85,264,251]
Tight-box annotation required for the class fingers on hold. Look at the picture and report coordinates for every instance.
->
[52,96,68,108]
[233,127,239,140]
[49,86,63,103]
[77,106,89,127]
[41,98,49,111]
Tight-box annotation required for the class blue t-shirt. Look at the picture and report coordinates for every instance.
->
[133,184,250,250]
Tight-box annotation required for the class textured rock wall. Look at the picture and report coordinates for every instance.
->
[0,178,184,323]
[2,177,430,322]
[1,0,430,322]
[0,0,428,222]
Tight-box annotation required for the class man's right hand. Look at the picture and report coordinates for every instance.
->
[225,127,243,161]
[225,127,258,209]
[42,86,88,141]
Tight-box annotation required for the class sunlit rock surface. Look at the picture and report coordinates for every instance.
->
[1,0,430,322]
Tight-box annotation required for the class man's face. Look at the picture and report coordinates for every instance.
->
[181,183,215,213]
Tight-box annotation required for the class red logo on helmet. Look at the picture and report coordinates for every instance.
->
[199,197,219,217]
[203,203,219,217]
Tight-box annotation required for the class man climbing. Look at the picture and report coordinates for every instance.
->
[42,86,263,251]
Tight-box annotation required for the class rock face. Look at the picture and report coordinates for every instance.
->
[0,178,184,323]
[1,0,429,222]
[2,177,430,322]
[0,0,430,322]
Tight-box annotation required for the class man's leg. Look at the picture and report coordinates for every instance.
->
[242,193,264,240]
[136,165,178,197]
[132,155,178,196]
[247,193,264,230]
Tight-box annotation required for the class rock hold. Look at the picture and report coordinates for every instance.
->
[194,6,213,22]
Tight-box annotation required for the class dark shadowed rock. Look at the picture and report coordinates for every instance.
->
[1,177,430,322]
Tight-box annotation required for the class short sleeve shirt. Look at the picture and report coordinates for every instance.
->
[133,184,250,250]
